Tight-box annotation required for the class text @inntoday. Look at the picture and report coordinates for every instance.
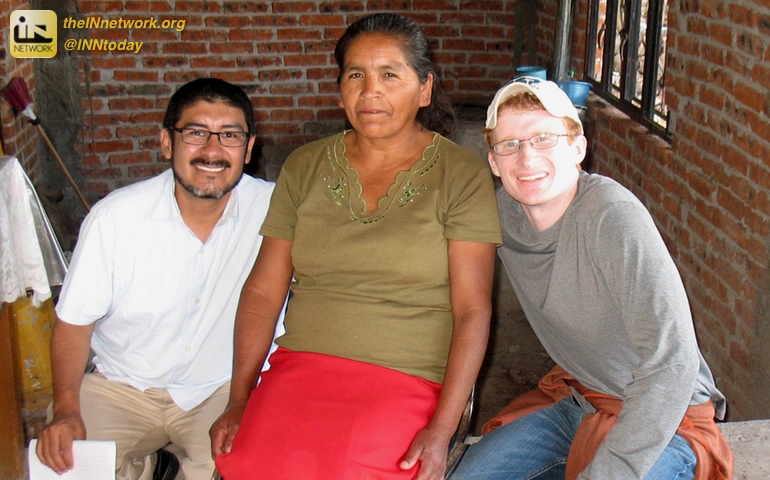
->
[64,38,145,53]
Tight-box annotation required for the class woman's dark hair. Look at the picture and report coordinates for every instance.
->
[162,78,255,135]
[334,13,457,139]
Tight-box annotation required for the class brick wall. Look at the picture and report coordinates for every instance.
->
[48,0,556,197]
[0,0,40,181]
[582,0,770,419]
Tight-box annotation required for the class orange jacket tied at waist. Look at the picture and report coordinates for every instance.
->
[483,366,733,480]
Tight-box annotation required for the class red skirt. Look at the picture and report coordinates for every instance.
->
[215,347,442,480]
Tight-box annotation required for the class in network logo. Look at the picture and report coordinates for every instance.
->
[10,10,57,58]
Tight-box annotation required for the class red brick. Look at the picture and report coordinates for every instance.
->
[109,151,153,165]
[143,56,189,68]
[128,164,169,178]
[270,84,314,95]
[183,30,227,42]
[87,127,115,140]
[284,54,327,66]
[252,16,298,27]
[256,123,302,135]
[162,42,208,54]
[138,137,161,151]
[205,15,252,28]
[190,57,235,68]
[129,112,164,124]
[299,14,345,26]
[258,42,303,54]
[83,98,104,111]
[746,110,770,139]
[307,67,338,80]
[83,113,131,126]
[414,0,460,10]
[92,57,137,69]
[79,2,125,12]
[114,70,159,82]
[237,56,282,68]
[709,22,733,47]
[124,1,172,12]
[210,71,257,83]
[271,109,315,122]
[257,69,306,82]
[228,29,274,41]
[725,50,752,76]
[163,71,208,83]
[223,1,268,13]
[298,96,340,108]
[210,42,254,54]
[252,96,295,108]
[89,140,134,153]
[444,38,485,51]
[317,109,346,121]
[116,125,160,138]
[174,1,222,13]
[730,342,752,372]
[275,2,318,13]
[733,81,767,111]
[276,28,322,40]
[108,98,155,110]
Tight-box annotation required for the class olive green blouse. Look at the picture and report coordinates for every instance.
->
[261,131,502,383]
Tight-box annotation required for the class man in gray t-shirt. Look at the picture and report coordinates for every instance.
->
[452,78,732,480]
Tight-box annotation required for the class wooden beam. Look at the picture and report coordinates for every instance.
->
[0,301,26,480]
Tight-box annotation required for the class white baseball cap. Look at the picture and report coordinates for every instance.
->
[486,76,582,129]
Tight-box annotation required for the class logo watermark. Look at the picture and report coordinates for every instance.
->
[10,10,57,58]
[9,10,187,57]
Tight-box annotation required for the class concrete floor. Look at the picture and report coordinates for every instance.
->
[718,419,770,479]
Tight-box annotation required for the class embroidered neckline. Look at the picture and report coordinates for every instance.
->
[326,130,441,224]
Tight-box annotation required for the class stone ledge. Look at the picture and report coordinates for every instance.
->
[719,419,770,479]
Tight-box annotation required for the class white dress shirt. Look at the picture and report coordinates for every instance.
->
[57,169,283,410]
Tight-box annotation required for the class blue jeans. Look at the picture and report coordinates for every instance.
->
[451,398,696,480]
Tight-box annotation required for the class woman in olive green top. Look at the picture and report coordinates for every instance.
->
[211,13,502,480]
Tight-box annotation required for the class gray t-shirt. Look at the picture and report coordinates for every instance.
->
[497,170,725,479]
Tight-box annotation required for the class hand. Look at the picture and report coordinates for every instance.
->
[399,425,451,480]
[35,410,87,475]
[209,403,246,459]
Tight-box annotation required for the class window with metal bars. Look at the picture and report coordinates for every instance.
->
[584,0,670,138]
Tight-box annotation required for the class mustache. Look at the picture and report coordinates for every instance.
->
[190,158,231,168]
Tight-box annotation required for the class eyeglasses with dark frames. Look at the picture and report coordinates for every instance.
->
[171,127,249,147]
[491,133,574,156]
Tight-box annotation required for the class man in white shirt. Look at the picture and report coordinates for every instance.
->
[35,78,281,480]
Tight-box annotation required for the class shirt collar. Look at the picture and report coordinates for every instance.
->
[151,169,240,226]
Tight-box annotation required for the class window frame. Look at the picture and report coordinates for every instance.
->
[584,0,671,140]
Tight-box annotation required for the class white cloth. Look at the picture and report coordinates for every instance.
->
[56,169,283,410]
[0,155,51,306]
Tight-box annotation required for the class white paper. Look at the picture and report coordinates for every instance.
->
[28,439,116,480]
